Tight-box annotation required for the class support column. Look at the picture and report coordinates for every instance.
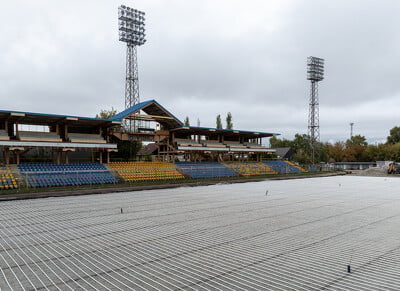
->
[65,151,69,164]
[57,151,61,164]
[64,124,68,141]
[99,151,103,164]
[5,148,9,165]
[107,151,110,164]
[16,151,20,165]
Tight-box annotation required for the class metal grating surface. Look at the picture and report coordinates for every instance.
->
[1,176,400,290]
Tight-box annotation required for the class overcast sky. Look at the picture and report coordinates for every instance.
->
[1,0,400,144]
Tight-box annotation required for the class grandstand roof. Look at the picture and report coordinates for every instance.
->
[0,140,117,149]
[109,100,183,128]
[0,109,120,127]
[171,126,279,139]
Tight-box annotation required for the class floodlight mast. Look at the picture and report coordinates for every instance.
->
[307,56,324,165]
[118,5,146,109]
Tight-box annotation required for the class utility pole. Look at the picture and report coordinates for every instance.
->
[350,122,354,139]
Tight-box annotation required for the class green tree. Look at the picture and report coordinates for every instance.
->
[384,143,400,161]
[364,144,387,162]
[292,134,312,164]
[96,107,117,119]
[112,140,142,161]
[346,135,368,147]
[269,136,293,148]
[184,116,190,126]
[216,114,222,129]
[292,134,311,153]
[387,126,400,144]
[226,112,233,129]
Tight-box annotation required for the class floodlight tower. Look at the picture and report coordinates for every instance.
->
[307,56,324,164]
[118,5,146,109]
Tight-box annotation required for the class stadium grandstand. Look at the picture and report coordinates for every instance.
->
[0,100,307,188]
[107,100,278,162]
[0,109,120,165]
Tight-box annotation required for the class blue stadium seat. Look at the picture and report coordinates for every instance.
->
[18,163,118,188]
[175,162,238,179]
[262,160,302,174]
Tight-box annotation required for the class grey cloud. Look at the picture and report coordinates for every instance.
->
[1,0,400,143]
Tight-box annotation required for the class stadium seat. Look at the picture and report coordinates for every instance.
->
[108,161,185,182]
[224,162,276,176]
[175,162,238,179]
[262,160,305,174]
[68,133,107,144]
[18,163,117,188]
[0,164,18,190]
[0,131,9,141]
[18,131,62,142]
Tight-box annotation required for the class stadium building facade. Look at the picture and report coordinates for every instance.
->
[0,100,278,164]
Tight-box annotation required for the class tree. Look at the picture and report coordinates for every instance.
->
[226,112,233,129]
[346,135,367,147]
[343,135,368,162]
[216,114,222,129]
[184,116,190,126]
[383,143,400,161]
[387,126,400,144]
[112,140,142,161]
[292,134,311,153]
[292,134,312,164]
[269,136,293,148]
[96,107,117,119]
[364,144,387,162]
[326,141,345,162]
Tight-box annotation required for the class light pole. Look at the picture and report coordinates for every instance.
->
[307,56,324,165]
[350,122,354,139]
[118,5,146,109]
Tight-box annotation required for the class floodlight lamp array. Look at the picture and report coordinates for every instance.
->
[307,56,324,81]
[118,5,146,45]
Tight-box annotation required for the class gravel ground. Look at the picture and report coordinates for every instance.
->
[350,167,389,177]
[1,176,400,290]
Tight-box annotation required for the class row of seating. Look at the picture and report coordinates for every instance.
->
[0,160,306,190]
[176,139,266,150]
[109,162,185,181]
[224,162,277,176]
[18,162,107,172]
[0,131,10,141]
[18,131,62,142]
[68,133,106,144]
[25,172,117,188]
[285,160,308,173]
[175,162,238,179]
[18,163,117,188]
[263,160,304,174]
[0,165,18,189]
[11,131,106,144]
